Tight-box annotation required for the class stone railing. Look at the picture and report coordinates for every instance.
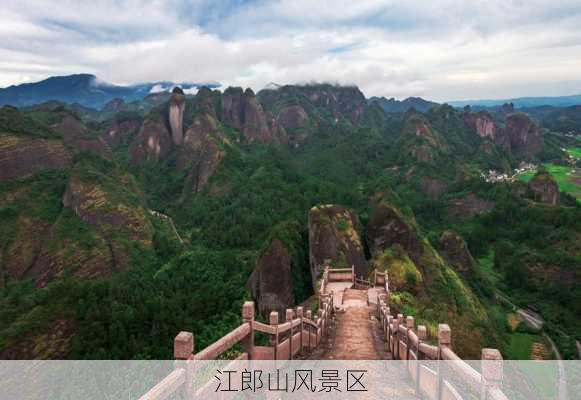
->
[376,289,509,400]
[138,265,351,400]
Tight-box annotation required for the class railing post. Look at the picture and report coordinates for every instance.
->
[406,316,414,360]
[438,324,451,357]
[416,325,427,395]
[242,301,255,359]
[417,325,427,359]
[481,348,503,400]
[437,324,451,400]
[387,315,393,351]
[297,306,304,354]
[351,265,355,283]
[306,310,312,350]
[286,308,294,360]
[174,331,194,399]
[270,311,279,360]
[392,317,400,359]
[318,309,324,342]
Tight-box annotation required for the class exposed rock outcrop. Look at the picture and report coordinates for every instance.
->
[439,230,475,275]
[398,111,446,163]
[51,114,111,157]
[504,113,541,157]
[221,87,273,143]
[463,111,540,157]
[169,87,186,145]
[179,113,225,196]
[129,119,173,165]
[462,111,502,141]
[529,170,560,205]
[101,113,142,148]
[308,205,366,283]
[0,134,72,182]
[447,194,495,218]
[246,239,295,316]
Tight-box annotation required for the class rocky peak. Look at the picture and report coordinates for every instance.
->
[529,169,560,205]
[504,113,540,157]
[462,110,500,141]
[221,86,273,143]
[308,204,366,284]
[246,239,295,316]
[439,230,475,275]
[169,87,186,145]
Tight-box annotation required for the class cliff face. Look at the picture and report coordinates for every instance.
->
[397,111,447,164]
[179,113,225,196]
[463,110,540,157]
[168,90,186,145]
[129,119,173,165]
[439,230,475,275]
[529,170,560,205]
[246,239,295,316]
[504,113,541,157]
[463,111,501,141]
[308,204,366,283]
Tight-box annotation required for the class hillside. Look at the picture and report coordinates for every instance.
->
[0,83,580,360]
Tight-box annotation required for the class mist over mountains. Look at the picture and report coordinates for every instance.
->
[0,74,218,109]
[2,74,581,112]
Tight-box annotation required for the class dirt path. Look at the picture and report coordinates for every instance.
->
[307,288,391,360]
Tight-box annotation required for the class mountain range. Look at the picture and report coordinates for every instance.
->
[0,74,218,109]
[0,79,579,361]
[2,74,581,112]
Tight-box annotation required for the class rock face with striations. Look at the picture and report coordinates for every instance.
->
[464,111,540,157]
[529,170,560,205]
[246,239,295,316]
[129,119,173,165]
[221,87,274,143]
[308,204,366,283]
[178,112,225,196]
[504,113,541,157]
[439,230,475,275]
[168,87,186,145]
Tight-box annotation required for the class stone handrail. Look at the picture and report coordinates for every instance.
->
[376,280,510,400]
[138,265,352,400]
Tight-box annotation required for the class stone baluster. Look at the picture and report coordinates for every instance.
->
[417,325,427,359]
[481,348,503,400]
[318,309,324,342]
[242,301,255,359]
[416,325,427,395]
[438,324,451,357]
[406,316,415,360]
[392,317,400,358]
[437,324,451,400]
[306,310,312,350]
[270,311,279,360]
[286,308,294,360]
[297,306,304,354]
[174,331,194,399]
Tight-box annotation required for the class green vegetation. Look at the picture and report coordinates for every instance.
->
[1,87,580,361]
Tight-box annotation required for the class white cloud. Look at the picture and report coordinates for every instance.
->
[1,0,581,101]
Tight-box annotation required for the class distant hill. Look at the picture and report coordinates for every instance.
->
[0,74,218,109]
[368,96,439,113]
[449,94,581,108]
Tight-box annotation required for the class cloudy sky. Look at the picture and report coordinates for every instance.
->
[1,0,581,101]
